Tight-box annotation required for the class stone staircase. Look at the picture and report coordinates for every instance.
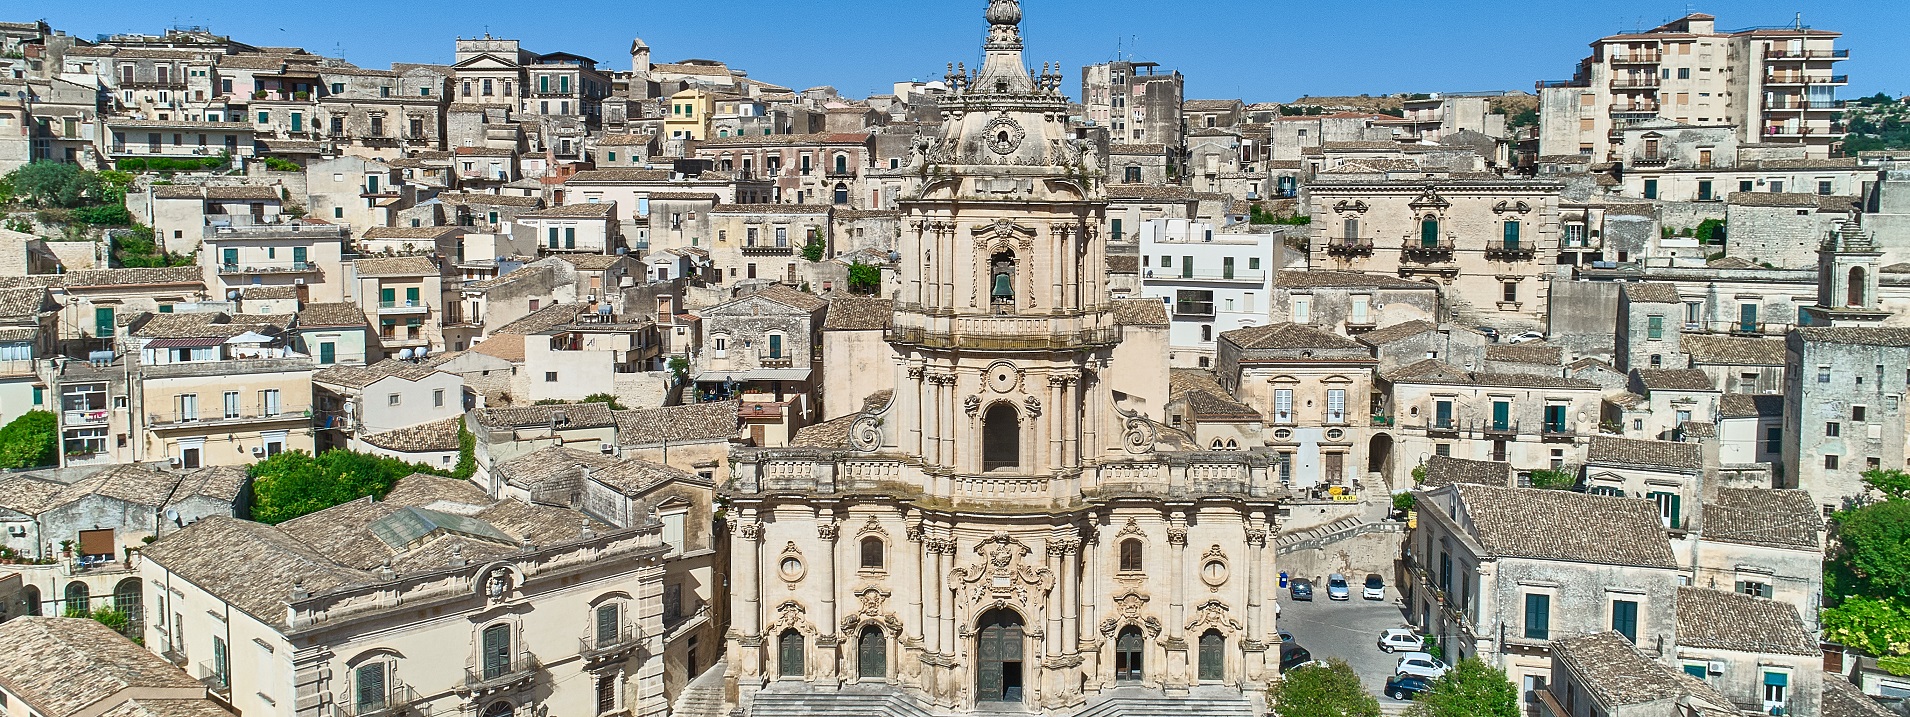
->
[1073,686,1260,717]
[745,681,939,717]
[673,661,729,717]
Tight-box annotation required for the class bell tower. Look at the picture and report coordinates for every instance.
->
[1800,210,1889,327]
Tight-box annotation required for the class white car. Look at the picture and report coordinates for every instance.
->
[1362,573,1387,601]
[1377,629,1424,653]
[1394,652,1451,679]
[1506,331,1546,344]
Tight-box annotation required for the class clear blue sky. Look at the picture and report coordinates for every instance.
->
[25,0,1907,101]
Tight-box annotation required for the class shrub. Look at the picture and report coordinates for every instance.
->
[248,449,453,524]
[262,157,301,172]
[0,410,57,469]
[848,261,881,294]
[71,203,132,226]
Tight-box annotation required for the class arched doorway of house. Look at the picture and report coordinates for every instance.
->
[114,578,143,630]
[1850,266,1868,307]
[1198,629,1225,681]
[1368,433,1395,488]
[20,585,38,616]
[1115,626,1145,682]
[975,608,1025,702]
[983,402,1020,471]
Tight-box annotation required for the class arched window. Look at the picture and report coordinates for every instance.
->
[1119,539,1143,572]
[1649,354,1662,368]
[1200,325,1212,342]
[860,536,884,569]
[21,585,39,616]
[64,582,88,615]
[983,403,1020,471]
[481,624,512,680]
[1420,216,1440,247]
[1115,627,1144,681]
[482,701,514,717]
[114,578,142,626]
[858,625,886,678]
[834,154,848,174]
[1849,266,1867,307]
[833,183,849,205]
[778,629,805,677]
[1226,439,1238,450]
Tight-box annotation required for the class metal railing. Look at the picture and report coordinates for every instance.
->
[341,684,422,716]
[218,261,316,274]
[1764,48,1848,60]
[1484,240,1536,260]
[465,653,541,692]
[148,404,311,427]
[1610,77,1661,89]
[579,623,643,660]
[1324,237,1374,256]
[1610,53,1663,64]
[196,661,229,697]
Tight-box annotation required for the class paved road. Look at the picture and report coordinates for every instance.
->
[1276,584,1417,706]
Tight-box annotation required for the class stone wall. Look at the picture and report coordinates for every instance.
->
[1275,518,1405,588]
[1546,281,1620,363]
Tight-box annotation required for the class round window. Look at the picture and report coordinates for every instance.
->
[1326,428,1345,441]
[779,557,804,582]
[1273,429,1292,440]
[1200,560,1229,587]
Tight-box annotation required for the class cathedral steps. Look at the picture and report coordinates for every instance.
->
[1074,686,1259,717]
[673,661,730,717]
[745,682,939,717]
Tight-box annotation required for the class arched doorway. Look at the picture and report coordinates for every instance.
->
[114,578,142,630]
[1368,433,1394,488]
[832,183,849,205]
[21,585,38,616]
[857,625,886,679]
[1115,627,1144,682]
[982,403,1020,471]
[1198,629,1225,681]
[1849,266,1867,307]
[778,629,805,677]
[481,701,514,717]
[64,582,88,615]
[975,608,1025,702]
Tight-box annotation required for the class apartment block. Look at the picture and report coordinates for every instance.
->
[1081,60,1183,147]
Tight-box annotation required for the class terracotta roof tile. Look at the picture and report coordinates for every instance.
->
[1587,436,1702,471]
[1675,587,1818,655]
[1449,484,1677,567]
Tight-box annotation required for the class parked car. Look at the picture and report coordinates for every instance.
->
[1289,578,1314,601]
[1475,326,1501,343]
[1506,330,1545,344]
[1279,642,1313,672]
[1326,573,1351,601]
[1363,573,1387,600]
[1279,629,1295,643]
[1385,674,1434,701]
[1394,652,1452,679]
[1377,628,1425,653]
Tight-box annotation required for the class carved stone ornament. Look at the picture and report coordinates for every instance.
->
[481,565,514,602]
[1492,200,1533,215]
[1332,199,1369,214]
[1408,186,1451,211]
[1023,395,1042,418]
[849,415,882,452]
[985,116,1025,155]
[769,599,816,636]
[985,361,1021,393]
[971,217,1037,249]
[1245,529,1268,548]
[818,522,839,542]
[857,516,889,539]
[1185,599,1245,635]
[964,394,983,416]
[947,532,1054,608]
[1166,528,1189,547]
[736,522,763,541]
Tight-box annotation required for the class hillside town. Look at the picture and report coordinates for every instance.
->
[0,3,1905,717]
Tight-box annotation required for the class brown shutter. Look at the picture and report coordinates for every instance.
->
[78,529,115,558]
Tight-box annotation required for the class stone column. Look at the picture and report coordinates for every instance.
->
[1166,515,1190,692]
[1243,519,1271,688]
[1049,375,1065,472]
[1079,522,1101,691]
[736,517,766,690]
[817,516,841,687]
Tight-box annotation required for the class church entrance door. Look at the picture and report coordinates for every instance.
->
[976,609,1025,702]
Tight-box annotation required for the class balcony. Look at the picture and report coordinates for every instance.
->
[1765,98,1847,110]
[1610,77,1660,89]
[1483,420,1519,438]
[1143,269,1268,284]
[1174,301,1216,318]
[63,408,111,426]
[196,662,231,700]
[1631,155,1670,168]
[739,244,794,256]
[1426,420,1459,438]
[1324,236,1374,257]
[1400,237,1455,262]
[1610,103,1661,115]
[1484,239,1536,261]
[218,261,319,276]
[1765,73,1847,86]
[1542,424,1576,442]
[341,684,422,717]
[148,405,312,429]
[1764,48,1848,60]
[1610,53,1662,64]
[825,167,857,179]
[1763,123,1845,138]
[377,300,432,315]
[579,623,643,663]
[884,315,1120,351]
[464,653,542,695]
[0,358,36,378]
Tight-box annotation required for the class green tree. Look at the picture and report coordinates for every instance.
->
[581,393,627,410]
[668,357,690,384]
[801,230,826,262]
[1406,657,1520,717]
[1862,468,1910,501]
[848,261,881,295]
[1831,487,1910,600]
[7,161,99,207]
[1821,596,1910,659]
[0,410,57,469]
[454,417,476,480]
[1269,658,1382,717]
[248,449,450,524]
[1526,467,1578,491]
[1393,492,1416,512]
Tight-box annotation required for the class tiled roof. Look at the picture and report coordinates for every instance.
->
[0,287,50,320]
[352,256,438,277]
[1823,674,1897,717]
[1421,455,1512,488]
[695,132,865,148]
[359,416,463,453]
[63,266,202,288]
[1552,631,1734,710]
[362,226,463,240]
[1485,343,1562,365]
[1108,143,1168,155]
[1587,436,1702,471]
[1727,191,1821,208]
[614,401,738,445]
[1701,488,1820,549]
[471,401,616,430]
[495,302,586,336]
[243,285,298,300]
[522,202,617,218]
[1675,587,1818,655]
[172,466,248,503]
[1449,484,1678,567]
[1107,185,1195,201]
[746,285,827,312]
[296,302,368,328]
[1220,322,1364,351]
[565,169,676,183]
[129,312,285,339]
[1169,370,1260,422]
[140,516,374,628]
[1706,256,1758,269]
[1357,320,1438,346]
[1106,255,1139,273]
[0,475,66,515]
[0,618,207,717]
[437,192,542,208]
[494,446,619,492]
[791,412,857,448]
[598,133,656,147]
[1274,270,1435,289]
[589,457,702,497]
[1388,360,1598,389]
[822,296,892,330]
[1183,99,1242,111]
[1623,282,1683,304]
[1718,393,1783,419]
[1112,298,1169,326]
[314,358,446,388]
[1796,326,1910,347]
[645,192,719,201]
[710,204,831,215]
[1635,368,1717,392]
[1681,335,1785,366]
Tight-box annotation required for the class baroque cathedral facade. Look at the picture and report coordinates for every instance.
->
[723,2,1289,713]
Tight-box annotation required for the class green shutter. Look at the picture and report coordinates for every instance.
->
[94,307,114,338]
[1684,664,1707,679]
[380,288,395,305]
[1612,600,1638,642]
[406,287,419,305]
[607,151,617,162]
[1421,218,1438,246]
[1648,315,1663,339]
[1524,594,1550,639]
[1503,221,1520,247]
[1492,401,1510,430]
[1763,672,1788,687]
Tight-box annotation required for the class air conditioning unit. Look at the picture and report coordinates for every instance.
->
[586,294,597,303]
[6,525,24,537]
[167,456,181,467]
[250,446,265,457]
[1707,661,1727,675]
[294,278,305,285]
[600,443,615,455]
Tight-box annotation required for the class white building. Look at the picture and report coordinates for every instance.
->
[1137,218,1278,368]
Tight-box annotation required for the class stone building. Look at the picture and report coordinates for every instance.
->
[1690,488,1824,629]
[0,617,236,717]
[1671,587,1822,716]
[1079,61,1182,146]
[1307,179,1563,331]
[1410,484,1682,700]
[1214,324,1381,490]
[1540,631,1739,717]
[1582,437,1703,530]
[1270,271,1440,337]
[721,4,1284,714]
[1385,361,1603,474]
[1781,326,1910,513]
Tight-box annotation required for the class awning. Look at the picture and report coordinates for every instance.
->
[143,336,227,349]
[694,368,812,383]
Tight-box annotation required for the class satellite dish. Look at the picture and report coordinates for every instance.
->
[416,346,429,359]
[398,348,414,361]
[164,508,181,526]
[228,290,240,300]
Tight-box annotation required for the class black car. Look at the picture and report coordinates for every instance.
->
[1385,674,1433,700]
[1289,578,1314,601]
[1279,642,1312,672]
[1476,326,1501,342]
